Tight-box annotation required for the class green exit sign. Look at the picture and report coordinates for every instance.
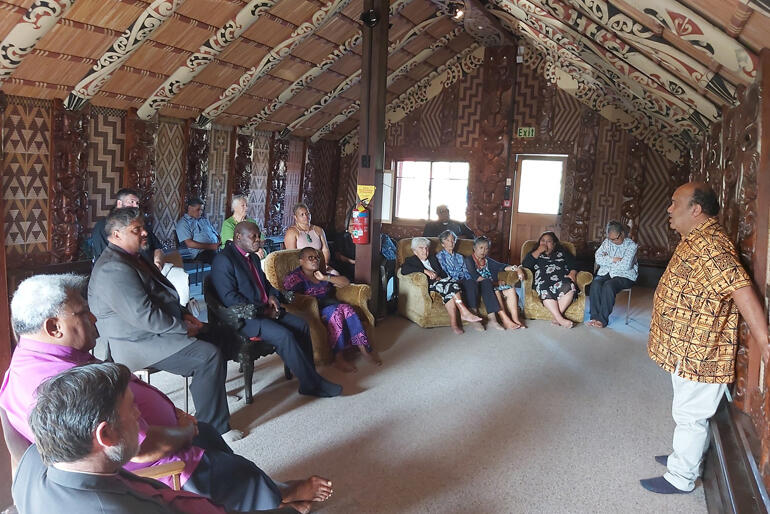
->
[517,127,535,138]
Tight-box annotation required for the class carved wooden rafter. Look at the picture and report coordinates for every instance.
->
[264,135,289,236]
[50,99,90,263]
[186,127,210,205]
[125,109,158,229]
[63,0,184,111]
[196,0,353,126]
[0,0,76,86]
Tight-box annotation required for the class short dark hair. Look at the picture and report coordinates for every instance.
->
[105,207,142,236]
[473,235,491,248]
[438,230,457,243]
[689,184,720,216]
[538,231,560,246]
[299,247,318,259]
[29,363,132,465]
[187,197,204,207]
[115,188,140,203]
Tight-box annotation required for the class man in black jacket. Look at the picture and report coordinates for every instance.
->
[211,222,341,398]
[422,205,475,239]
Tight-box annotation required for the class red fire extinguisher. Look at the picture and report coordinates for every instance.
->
[350,208,370,245]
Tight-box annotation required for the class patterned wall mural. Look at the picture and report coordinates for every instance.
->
[303,140,340,230]
[2,97,51,265]
[281,137,304,230]
[206,125,231,232]
[85,107,125,235]
[334,146,359,233]
[154,117,185,247]
[247,131,271,230]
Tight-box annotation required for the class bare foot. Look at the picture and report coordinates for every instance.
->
[451,324,464,335]
[459,309,482,323]
[359,345,383,366]
[471,321,485,331]
[513,319,526,329]
[551,320,560,326]
[557,318,574,328]
[282,476,333,503]
[505,321,522,330]
[332,354,357,373]
[586,320,604,328]
[283,500,313,513]
[487,318,505,331]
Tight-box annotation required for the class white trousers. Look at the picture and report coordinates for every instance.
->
[162,263,191,306]
[664,370,726,491]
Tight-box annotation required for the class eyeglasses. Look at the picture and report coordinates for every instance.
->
[304,255,320,261]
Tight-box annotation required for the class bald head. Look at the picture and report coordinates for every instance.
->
[233,221,262,254]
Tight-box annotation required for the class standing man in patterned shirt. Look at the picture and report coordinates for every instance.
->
[641,182,770,494]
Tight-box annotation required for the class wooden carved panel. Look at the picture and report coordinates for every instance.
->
[51,100,90,263]
[468,46,515,261]
[233,133,252,197]
[303,140,341,230]
[125,110,157,230]
[562,109,599,257]
[186,127,209,205]
[621,139,644,242]
[265,135,288,236]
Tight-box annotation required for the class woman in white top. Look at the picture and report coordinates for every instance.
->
[285,202,336,274]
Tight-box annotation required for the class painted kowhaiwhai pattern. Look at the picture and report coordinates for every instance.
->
[552,89,582,142]
[0,0,76,85]
[247,131,270,228]
[137,0,278,120]
[206,126,231,231]
[2,100,51,258]
[64,0,184,111]
[86,110,125,233]
[154,118,185,246]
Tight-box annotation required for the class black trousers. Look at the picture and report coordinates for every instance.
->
[241,313,323,392]
[589,274,634,326]
[184,422,283,510]
[461,278,501,313]
[152,339,230,434]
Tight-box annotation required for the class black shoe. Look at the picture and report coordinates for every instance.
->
[655,455,668,466]
[640,476,691,494]
[299,379,342,398]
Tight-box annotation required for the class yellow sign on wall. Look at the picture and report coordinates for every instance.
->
[357,185,376,206]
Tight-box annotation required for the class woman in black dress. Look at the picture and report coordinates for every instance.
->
[522,231,578,328]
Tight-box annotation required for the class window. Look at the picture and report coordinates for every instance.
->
[394,161,469,221]
[380,169,394,223]
[516,156,566,215]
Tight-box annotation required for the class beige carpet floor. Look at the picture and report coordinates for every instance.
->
[152,287,708,513]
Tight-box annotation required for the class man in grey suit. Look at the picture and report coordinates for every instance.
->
[13,362,296,514]
[89,207,233,437]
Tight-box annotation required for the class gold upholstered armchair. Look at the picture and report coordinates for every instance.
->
[262,249,375,365]
[396,237,521,328]
[519,240,593,323]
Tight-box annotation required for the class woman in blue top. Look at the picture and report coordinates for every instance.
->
[463,236,525,330]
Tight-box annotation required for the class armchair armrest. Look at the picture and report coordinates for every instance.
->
[210,303,258,327]
[496,269,521,286]
[132,460,186,490]
[521,267,534,292]
[576,271,593,293]
[336,284,374,327]
[397,268,433,303]
[288,293,321,318]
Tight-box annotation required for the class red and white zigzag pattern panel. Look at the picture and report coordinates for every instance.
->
[86,110,125,234]
[552,90,582,143]
[638,148,673,250]
[248,132,271,229]
[455,65,483,149]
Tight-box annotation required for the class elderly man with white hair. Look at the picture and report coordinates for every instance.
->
[400,236,482,334]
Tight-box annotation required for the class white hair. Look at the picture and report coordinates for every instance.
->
[11,274,88,335]
[231,194,247,210]
[411,237,431,251]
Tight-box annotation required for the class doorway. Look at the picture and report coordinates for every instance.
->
[509,155,568,263]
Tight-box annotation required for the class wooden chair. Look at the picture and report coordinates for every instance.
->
[519,240,593,323]
[0,407,184,489]
[203,276,292,404]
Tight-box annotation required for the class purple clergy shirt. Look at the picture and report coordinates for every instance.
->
[0,336,204,487]
[115,473,226,513]
[235,244,269,304]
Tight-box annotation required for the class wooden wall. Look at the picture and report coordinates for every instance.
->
[334,48,690,263]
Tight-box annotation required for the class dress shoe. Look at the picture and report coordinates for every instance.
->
[655,455,668,466]
[640,476,691,494]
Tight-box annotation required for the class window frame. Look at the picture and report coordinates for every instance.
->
[390,160,470,224]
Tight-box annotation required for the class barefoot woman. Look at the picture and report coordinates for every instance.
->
[283,247,381,372]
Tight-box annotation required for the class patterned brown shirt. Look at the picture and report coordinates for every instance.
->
[648,217,752,384]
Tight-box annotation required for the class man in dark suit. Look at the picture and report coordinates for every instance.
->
[88,208,234,437]
[422,205,475,239]
[211,222,342,398]
[13,362,300,514]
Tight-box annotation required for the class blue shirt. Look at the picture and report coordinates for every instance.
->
[595,236,638,281]
[176,214,219,259]
[436,249,471,280]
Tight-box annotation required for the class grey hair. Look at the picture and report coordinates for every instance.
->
[11,274,88,335]
[231,194,247,210]
[438,230,457,244]
[293,202,309,215]
[411,237,431,251]
[605,220,626,237]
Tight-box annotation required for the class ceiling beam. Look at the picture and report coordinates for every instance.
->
[136,0,279,120]
[195,0,353,127]
[726,1,754,38]
[0,0,77,86]
[64,0,185,111]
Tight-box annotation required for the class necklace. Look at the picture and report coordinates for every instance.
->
[296,225,313,243]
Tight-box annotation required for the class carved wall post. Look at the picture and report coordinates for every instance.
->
[232,132,253,198]
[186,126,210,205]
[621,139,645,241]
[264,134,288,236]
[50,99,90,263]
[469,46,516,261]
[125,108,157,229]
